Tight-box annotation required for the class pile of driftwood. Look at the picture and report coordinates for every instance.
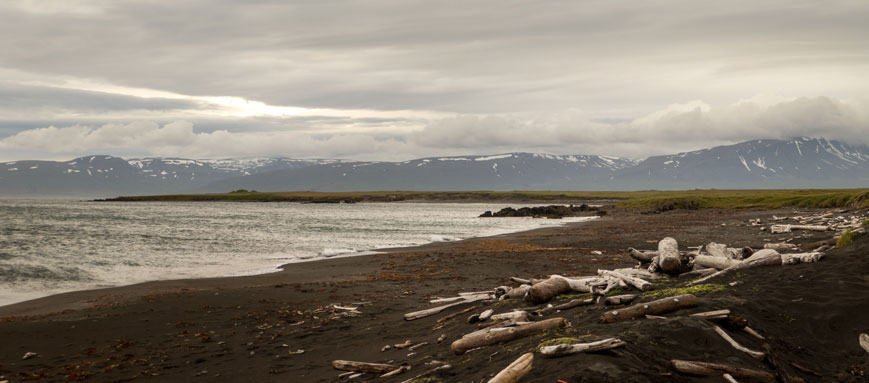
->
[331,211,867,382]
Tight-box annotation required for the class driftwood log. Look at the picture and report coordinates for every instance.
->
[539,337,626,357]
[780,252,824,265]
[598,269,653,291]
[603,294,637,306]
[690,309,731,320]
[670,360,776,381]
[451,318,569,354]
[627,248,656,263]
[657,237,682,275]
[526,276,571,304]
[689,249,782,286]
[487,353,533,383]
[502,285,531,300]
[600,294,698,324]
[490,311,528,322]
[333,360,399,374]
[693,255,741,270]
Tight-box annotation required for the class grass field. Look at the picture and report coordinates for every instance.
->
[105,189,869,209]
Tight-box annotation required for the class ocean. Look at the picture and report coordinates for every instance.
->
[0,200,594,306]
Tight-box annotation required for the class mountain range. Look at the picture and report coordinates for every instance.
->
[1,138,867,198]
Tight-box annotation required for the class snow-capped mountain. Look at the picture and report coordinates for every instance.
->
[0,156,336,197]
[610,138,869,189]
[1,138,867,197]
[202,153,640,192]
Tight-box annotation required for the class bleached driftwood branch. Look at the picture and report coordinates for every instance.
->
[539,337,626,357]
[487,353,533,383]
[670,360,776,381]
[712,325,765,360]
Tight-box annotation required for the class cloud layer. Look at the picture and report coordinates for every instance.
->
[0,1,868,160]
[3,96,867,161]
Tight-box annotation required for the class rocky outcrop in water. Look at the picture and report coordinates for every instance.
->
[480,204,601,219]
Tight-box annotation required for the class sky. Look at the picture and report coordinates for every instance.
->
[1,0,868,161]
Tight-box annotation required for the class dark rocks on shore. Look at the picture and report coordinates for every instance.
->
[480,204,602,219]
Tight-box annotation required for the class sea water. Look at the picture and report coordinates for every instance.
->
[0,200,594,306]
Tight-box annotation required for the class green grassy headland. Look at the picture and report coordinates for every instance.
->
[102,188,869,209]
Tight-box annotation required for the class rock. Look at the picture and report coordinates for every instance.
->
[480,204,598,218]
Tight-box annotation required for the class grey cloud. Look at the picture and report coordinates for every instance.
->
[0,83,199,112]
[1,1,867,114]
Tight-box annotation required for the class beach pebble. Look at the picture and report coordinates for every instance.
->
[22,352,37,360]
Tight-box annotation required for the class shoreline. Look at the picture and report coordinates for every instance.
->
[2,206,867,382]
[0,216,596,318]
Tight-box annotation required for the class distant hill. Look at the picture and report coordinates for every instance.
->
[1,138,867,197]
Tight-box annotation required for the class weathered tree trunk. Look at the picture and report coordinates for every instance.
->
[658,237,682,275]
[487,353,533,383]
[526,276,571,304]
[626,248,656,263]
[764,242,798,251]
[451,318,569,354]
[510,277,531,285]
[539,338,626,357]
[600,294,698,324]
[333,360,399,374]
[598,269,653,291]
[705,242,731,259]
[693,255,741,270]
[670,360,776,381]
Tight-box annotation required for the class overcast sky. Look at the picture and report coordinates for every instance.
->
[1,0,868,161]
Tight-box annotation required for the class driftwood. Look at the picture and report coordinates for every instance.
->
[764,242,799,251]
[657,237,682,275]
[380,365,411,377]
[502,285,531,300]
[490,311,528,322]
[771,224,829,233]
[712,326,765,360]
[487,353,533,383]
[693,255,741,270]
[405,296,488,321]
[627,248,656,263]
[598,269,653,291]
[861,333,869,354]
[436,304,481,323]
[451,318,569,354]
[534,298,594,316]
[690,309,731,320]
[539,337,626,357]
[603,294,637,306]
[525,275,570,303]
[552,275,609,293]
[800,237,837,251]
[479,309,494,321]
[722,373,739,383]
[670,360,776,381]
[399,364,452,383]
[689,249,782,286]
[333,360,399,374]
[680,268,716,278]
[706,242,737,259]
[743,326,764,340]
[780,252,824,265]
[509,277,531,285]
[600,294,698,324]
[612,267,665,280]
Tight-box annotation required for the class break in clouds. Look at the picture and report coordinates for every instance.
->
[1,0,868,160]
[2,96,868,161]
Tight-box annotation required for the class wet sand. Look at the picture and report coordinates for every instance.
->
[1,207,868,382]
